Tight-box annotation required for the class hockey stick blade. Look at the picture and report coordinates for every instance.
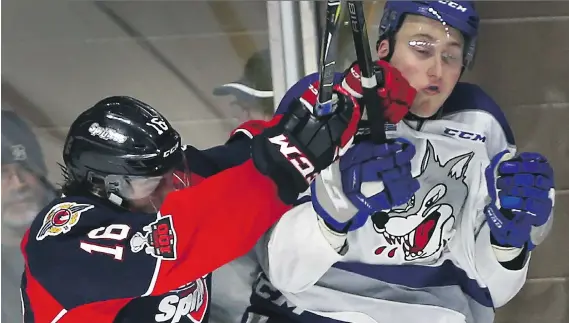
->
[316,0,343,117]
[347,1,387,143]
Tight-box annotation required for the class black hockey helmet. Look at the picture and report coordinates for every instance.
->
[62,96,190,212]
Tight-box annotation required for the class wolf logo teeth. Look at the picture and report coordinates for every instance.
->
[372,140,474,262]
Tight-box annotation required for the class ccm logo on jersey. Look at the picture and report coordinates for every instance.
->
[253,274,305,315]
[155,277,209,323]
[444,127,486,143]
[130,215,177,260]
[36,202,94,240]
[269,134,316,183]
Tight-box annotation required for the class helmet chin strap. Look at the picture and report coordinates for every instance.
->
[108,192,124,207]
[107,192,160,214]
[149,198,159,213]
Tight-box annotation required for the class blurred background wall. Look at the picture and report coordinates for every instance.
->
[2,1,567,322]
[463,3,569,322]
[2,0,273,187]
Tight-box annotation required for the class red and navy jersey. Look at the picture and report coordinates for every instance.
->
[20,137,292,323]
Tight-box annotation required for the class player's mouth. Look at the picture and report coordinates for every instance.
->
[423,85,440,96]
[382,205,442,257]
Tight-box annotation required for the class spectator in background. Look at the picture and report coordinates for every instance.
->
[209,49,274,323]
[1,110,56,323]
[213,49,274,122]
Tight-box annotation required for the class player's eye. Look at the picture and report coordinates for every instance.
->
[441,52,462,68]
[409,40,434,57]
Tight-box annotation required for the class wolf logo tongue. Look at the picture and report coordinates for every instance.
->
[372,140,474,262]
[411,218,436,253]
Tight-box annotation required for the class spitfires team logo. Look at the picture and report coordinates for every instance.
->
[130,215,177,260]
[36,202,94,240]
[155,277,210,323]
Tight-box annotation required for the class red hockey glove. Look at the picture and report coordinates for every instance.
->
[229,119,270,140]
[252,81,361,204]
[342,60,416,124]
[227,119,277,143]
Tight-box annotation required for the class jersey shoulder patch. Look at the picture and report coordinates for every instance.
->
[130,214,177,261]
[36,201,94,241]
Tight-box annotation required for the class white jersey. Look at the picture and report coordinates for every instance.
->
[209,251,260,323]
[249,81,526,323]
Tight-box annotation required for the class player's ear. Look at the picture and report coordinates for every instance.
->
[377,39,390,60]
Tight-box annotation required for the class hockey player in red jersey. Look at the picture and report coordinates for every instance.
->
[20,87,360,323]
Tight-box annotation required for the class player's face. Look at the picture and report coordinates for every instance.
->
[1,163,45,229]
[126,170,191,213]
[378,15,464,117]
[128,179,170,213]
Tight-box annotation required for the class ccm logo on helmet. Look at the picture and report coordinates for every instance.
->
[438,0,468,13]
[268,134,316,183]
[163,142,180,157]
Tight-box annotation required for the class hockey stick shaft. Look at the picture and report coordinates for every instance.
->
[346,1,387,143]
[315,0,343,117]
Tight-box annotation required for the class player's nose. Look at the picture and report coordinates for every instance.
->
[427,56,443,80]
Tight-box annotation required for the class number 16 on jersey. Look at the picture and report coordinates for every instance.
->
[80,224,131,260]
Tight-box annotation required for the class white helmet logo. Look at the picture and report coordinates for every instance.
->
[88,123,128,144]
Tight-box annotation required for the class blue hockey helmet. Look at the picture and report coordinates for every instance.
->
[378,1,480,69]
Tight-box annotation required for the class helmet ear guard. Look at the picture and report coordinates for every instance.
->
[375,8,400,63]
[463,35,478,71]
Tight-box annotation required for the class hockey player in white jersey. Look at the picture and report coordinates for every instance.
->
[243,1,556,323]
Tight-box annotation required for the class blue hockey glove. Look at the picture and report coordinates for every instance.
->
[484,150,555,251]
[311,139,419,233]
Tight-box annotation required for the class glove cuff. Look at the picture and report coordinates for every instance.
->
[317,217,349,254]
[491,243,524,262]
[251,134,308,205]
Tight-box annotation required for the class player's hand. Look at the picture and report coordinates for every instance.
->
[312,139,419,233]
[252,82,361,204]
[484,150,555,251]
[342,60,416,124]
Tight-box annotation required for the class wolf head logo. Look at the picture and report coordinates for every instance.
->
[371,140,473,262]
